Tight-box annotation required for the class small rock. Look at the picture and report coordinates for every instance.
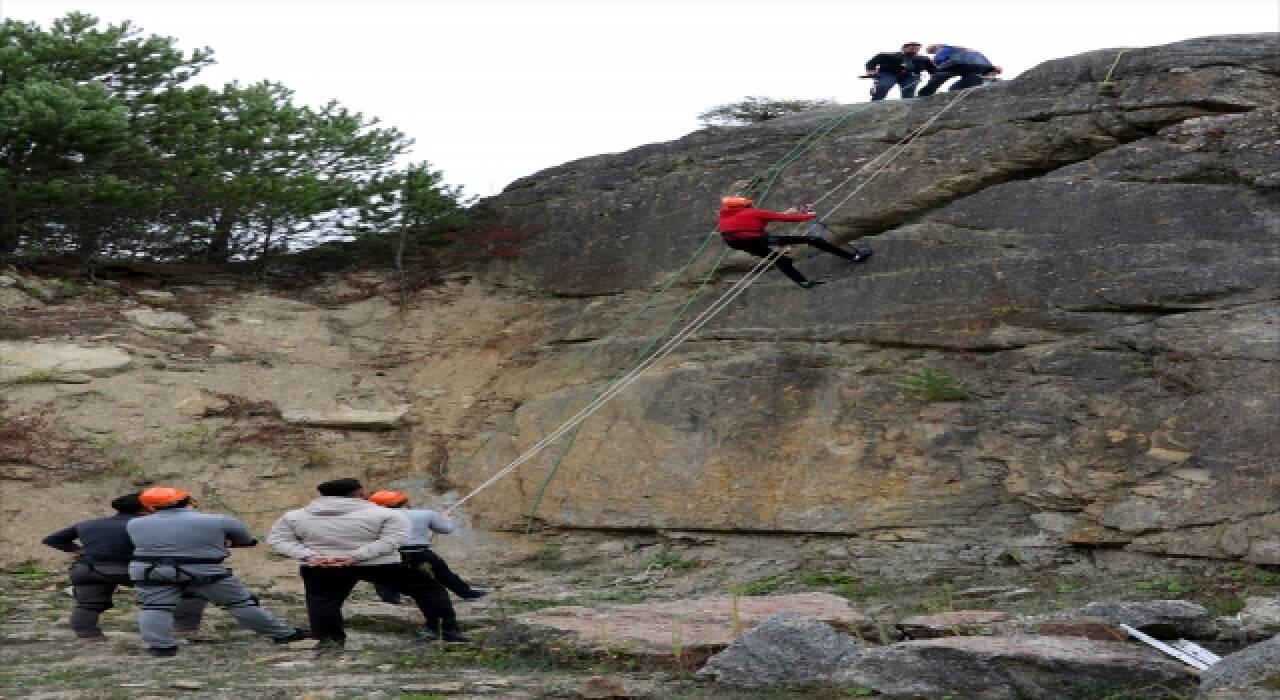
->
[580,675,633,699]
[898,611,1009,639]
[1034,617,1128,642]
[282,406,410,430]
[0,274,15,287]
[1240,596,1280,641]
[137,290,176,303]
[122,309,195,332]
[174,389,231,417]
[695,612,861,688]
[170,680,203,690]
[1081,600,1217,639]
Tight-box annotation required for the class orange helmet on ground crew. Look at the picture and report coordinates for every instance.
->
[369,490,409,507]
[138,486,192,508]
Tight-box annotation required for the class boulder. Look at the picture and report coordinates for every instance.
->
[0,342,132,382]
[1081,600,1217,639]
[174,389,231,418]
[897,610,1009,639]
[835,635,1194,699]
[488,592,874,662]
[1241,596,1280,641]
[695,611,860,688]
[1198,634,1280,697]
[1032,617,1128,642]
[0,287,42,311]
[281,406,409,430]
[121,309,195,331]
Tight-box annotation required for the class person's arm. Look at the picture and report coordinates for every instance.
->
[348,511,410,563]
[864,54,882,72]
[42,525,82,554]
[221,516,258,547]
[755,210,817,224]
[267,514,318,561]
[934,46,954,67]
[425,510,455,535]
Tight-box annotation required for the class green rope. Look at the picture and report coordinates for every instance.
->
[521,106,869,530]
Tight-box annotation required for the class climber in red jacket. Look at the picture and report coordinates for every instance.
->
[717,196,871,288]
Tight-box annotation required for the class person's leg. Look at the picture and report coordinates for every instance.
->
[373,583,402,604]
[771,235,869,263]
[68,563,122,638]
[917,71,954,96]
[135,581,183,651]
[729,240,809,286]
[899,74,920,98]
[363,564,461,637]
[300,566,358,645]
[419,549,483,598]
[950,67,985,91]
[172,591,208,633]
[870,74,896,101]
[191,574,297,639]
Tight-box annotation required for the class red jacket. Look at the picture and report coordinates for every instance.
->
[718,207,816,242]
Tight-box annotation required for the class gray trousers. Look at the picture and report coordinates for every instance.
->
[68,561,205,638]
[130,563,295,649]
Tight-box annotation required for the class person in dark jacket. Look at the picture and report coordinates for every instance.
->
[366,490,486,605]
[42,492,207,642]
[717,196,871,289]
[127,486,307,656]
[864,42,934,101]
[918,44,997,96]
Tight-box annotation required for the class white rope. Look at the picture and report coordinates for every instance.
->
[452,90,976,508]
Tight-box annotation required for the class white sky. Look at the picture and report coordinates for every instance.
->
[5,0,1278,197]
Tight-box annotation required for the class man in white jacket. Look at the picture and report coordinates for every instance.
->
[267,478,463,647]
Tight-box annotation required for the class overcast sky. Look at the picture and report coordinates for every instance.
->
[5,0,1278,198]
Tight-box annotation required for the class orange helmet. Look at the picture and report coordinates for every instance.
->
[139,486,192,508]
[369,490,409,507]
[721,196,752,209]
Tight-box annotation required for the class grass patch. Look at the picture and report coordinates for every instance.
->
[900,367,968,402]
[645,553,694,570]
[740,574,790,596]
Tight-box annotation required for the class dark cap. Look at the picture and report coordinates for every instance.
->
[317,478,364,497]
[903,41,922,47]
[111,492,145,514]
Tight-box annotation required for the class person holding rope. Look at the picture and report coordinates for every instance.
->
[863,42,934,101]
[42,491,208,644]
[366,490,487,604]
[918,44,1000,96]
[717,196,871,289]
[127,486,308,656]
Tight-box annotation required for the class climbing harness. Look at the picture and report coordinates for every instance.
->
[453,89,978,514]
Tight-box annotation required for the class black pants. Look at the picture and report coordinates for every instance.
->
[918,65,988,96]
[300,564,457,643]
[726,235,862,287]
[68,561,205,638]
[375,548,471,603]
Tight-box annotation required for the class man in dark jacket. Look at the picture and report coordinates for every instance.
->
[918,44,996,96]
[864,42,934,101]
[718,196,871,289]
[42,492,207,642]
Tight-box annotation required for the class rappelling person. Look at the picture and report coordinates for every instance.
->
[127,486,309,656]
[267,478,467,648]
[42,491,208,644]
[863,42,935,101]
[367,490,488,604]
[717,196,871,288]
[918,44,1000,96]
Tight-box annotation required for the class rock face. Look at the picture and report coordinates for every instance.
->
[488,592,873,661]
[1080,599,1217,639]
[835,635,1194,699]
[0,342,132,382]
[694,612,861,688]
[440,34,1280,570]
[1198,634,1280,697]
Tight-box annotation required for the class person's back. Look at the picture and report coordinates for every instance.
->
[402,508,454,546]
[128,508,247,565]
[269,496,408,564]
[44,512,136,562]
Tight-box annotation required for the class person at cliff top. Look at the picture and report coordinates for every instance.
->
[864,42,935,101]
[366,490,487,605]
[917,44,999,96]
[717,196,871,289]
[268,478,466,647]
[127,486,308,656]
[42,491,208,643]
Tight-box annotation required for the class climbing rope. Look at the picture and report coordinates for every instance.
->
[451,89,980,513]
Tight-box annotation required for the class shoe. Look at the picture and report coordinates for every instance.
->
[849,248,872,263]
[419,629,471,644]
[457,588,488,600]
[147,647,178,657]
[797,280,825,289]
[272,628,311,644]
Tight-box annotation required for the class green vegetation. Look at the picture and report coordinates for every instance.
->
[13,370,59,383]
[740,574,791,596]
[8,563,47,580]
[698,96,838,127]
[645,553,694,570]
[900,367,968,402]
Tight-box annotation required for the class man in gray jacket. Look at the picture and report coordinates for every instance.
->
[128,486,308,656]
[268,478,463,647]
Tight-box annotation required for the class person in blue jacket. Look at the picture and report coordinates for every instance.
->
[918,44,997,96]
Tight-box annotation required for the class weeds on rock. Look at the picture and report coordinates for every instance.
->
[900,367,968,402]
